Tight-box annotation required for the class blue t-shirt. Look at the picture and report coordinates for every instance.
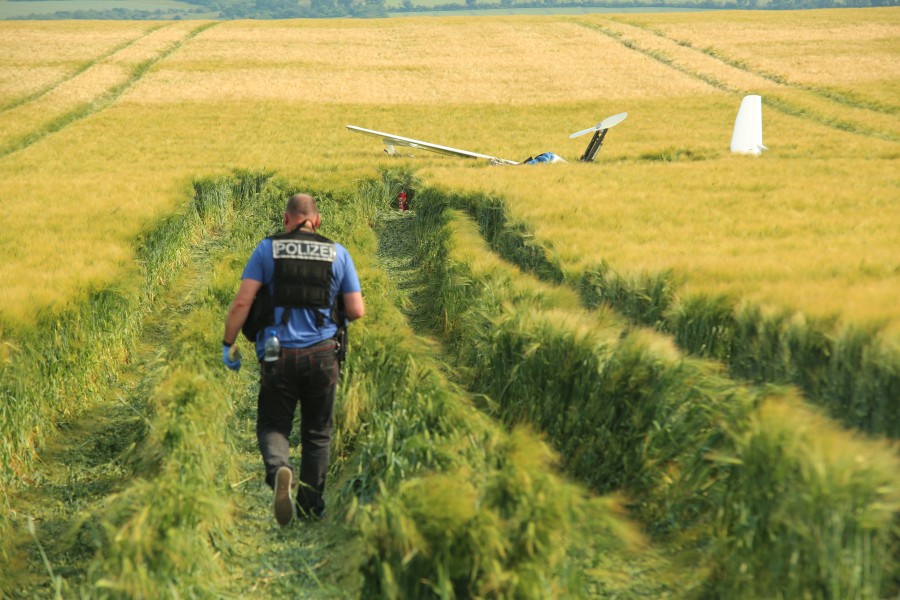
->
[242,237,361,359]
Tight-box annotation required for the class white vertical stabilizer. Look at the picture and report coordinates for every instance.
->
[730,95,767,155]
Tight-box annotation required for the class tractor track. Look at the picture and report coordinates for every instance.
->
[0,21,219,160]
[0,22,169,115]
[374,209,689,598]
[577,18,899,143]
[610,17,899,117]
[1,176,346,597]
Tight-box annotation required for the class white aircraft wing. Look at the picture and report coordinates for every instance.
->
[347,125,519,165]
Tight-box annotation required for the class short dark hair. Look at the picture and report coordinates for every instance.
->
[286,193,318,217]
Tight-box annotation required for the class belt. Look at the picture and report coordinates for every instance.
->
[281,339,336,355]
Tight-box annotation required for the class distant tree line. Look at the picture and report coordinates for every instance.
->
[8,0,895,20]
[399,0,895,10]
[10,7,203,19]
[196,0,386,18]
[10,0,387,19]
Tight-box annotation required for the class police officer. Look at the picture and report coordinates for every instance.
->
[222,193,364,526]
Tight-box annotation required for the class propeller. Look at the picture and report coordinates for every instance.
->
[569,112,628,139]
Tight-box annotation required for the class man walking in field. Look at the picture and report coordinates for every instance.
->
[221,193,364,526]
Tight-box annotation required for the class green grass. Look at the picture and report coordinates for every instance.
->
[397,177,900,597]
[3,165,897,598]
[3,170,658,597]
[1,13,898,597]
[418,185,900,438]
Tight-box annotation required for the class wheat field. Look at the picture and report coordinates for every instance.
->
[0,9,897,336]
[0,10,898,596]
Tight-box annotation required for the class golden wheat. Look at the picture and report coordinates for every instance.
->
[123,18,712,105]
[597,18,779,92]
[0,22,203,151]
[426,125,899,330]
[0,66,69,104]
[0,22,153,103]
[0,12,896,337]
[623,9,900,100]
[0,65,131,146]
[591,15,900,138]
[107,21,199,64]
[0,21,153,64]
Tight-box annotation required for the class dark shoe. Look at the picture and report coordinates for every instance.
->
[274,467,293,527]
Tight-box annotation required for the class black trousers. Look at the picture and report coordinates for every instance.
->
[257,339,338,517]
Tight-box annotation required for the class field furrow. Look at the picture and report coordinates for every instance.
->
[0,21,217,159]
[577,17,900,141]
[374,207,690,598]
[2,400,139,595]
[392,180,897,598]
[0,174,345,596]
[0,22,166,113]
[0,12,897,598]
[425,185,899,437]
[3,172,673,597]
[620,9,900,114]
[617,18,899,117]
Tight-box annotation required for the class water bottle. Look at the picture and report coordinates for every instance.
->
[263,326,280,363]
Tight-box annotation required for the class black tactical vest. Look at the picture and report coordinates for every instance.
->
[270,228,336,313]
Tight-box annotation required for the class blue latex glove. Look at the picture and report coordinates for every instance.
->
[222,344,242,371]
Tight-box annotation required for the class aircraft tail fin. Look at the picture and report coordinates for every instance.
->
[731,95,766,155]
